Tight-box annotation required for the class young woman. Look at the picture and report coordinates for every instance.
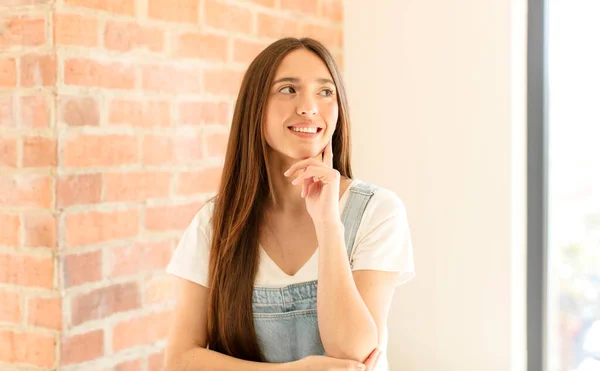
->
[164,37,415,371]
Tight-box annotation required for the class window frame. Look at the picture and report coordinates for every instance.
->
[527,0,549,370]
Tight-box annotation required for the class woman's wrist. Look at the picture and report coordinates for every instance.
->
[279,360,301,371]
[314,218,344,231]
[314,220,345,242]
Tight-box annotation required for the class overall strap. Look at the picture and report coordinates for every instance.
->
[340,181,378,265]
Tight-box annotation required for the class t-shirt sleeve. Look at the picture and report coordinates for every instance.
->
[350,189,415,287]
[165,204,212,288]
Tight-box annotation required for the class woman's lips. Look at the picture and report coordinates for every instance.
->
[288,127,322,138]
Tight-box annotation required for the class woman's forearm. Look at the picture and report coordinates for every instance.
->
[315,221,378,362]
[166,347,291,371]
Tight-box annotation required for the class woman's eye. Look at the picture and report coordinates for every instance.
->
[279,86,296,94]
[319,89,334,97]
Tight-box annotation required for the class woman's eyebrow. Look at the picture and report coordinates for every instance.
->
[316,78,335,85]
[272,77,335,85]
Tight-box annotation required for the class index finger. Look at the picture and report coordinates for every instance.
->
[363,348,381,371]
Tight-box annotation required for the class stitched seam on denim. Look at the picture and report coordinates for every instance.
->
[253,297,316,307]
[253,302,284,307]
[253,280,318,292]
[254,309,317,319]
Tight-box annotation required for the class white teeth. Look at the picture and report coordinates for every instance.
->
[291,127,318,134]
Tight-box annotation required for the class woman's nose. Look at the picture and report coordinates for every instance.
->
[296,94,318,116]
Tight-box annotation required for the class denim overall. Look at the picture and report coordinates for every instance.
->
[252,182,378,362]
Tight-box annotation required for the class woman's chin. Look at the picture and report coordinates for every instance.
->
[289,148,321,160]
[268,144,322,161]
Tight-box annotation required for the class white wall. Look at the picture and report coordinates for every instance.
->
[343,1,528,370]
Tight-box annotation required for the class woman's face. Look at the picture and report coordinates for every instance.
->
[263,49,339,161]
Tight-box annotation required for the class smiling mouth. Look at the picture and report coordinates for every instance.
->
[288,127,323,134]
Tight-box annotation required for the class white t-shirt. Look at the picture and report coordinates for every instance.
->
[166,179,415,370]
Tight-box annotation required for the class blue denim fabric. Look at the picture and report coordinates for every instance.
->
[252,181,377,362]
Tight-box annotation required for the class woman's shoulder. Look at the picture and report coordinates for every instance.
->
[188,197,217,236]
[167,198,217,286]
[351,179,408,217]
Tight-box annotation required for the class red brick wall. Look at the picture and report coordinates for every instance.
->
[1,0,60,369]
[0,0,343,370]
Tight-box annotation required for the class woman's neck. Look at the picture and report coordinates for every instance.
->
[265,150,307,215]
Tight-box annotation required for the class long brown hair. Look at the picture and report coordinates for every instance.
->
[206,37,353,361]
